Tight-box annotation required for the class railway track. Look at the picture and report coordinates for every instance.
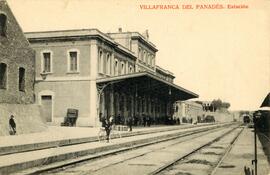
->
[151,126,244,175]
[20,123,241,175]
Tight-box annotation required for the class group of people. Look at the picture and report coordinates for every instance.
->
[99,114,134,142]
[99,113,159,143]
[99,115,114,142]
[142,115,152,127]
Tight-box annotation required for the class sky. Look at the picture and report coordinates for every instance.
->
[6,0,270,111]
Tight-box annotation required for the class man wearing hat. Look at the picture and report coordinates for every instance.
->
[9,115,16,135]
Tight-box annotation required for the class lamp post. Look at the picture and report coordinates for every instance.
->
[252,110,261,175]
[40,71,48,81]
[96,81,122,126]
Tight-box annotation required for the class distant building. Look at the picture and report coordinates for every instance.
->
[25,29,198,127]
[174,101,203,123]
[0,0,45,135]
[195,100,234,123]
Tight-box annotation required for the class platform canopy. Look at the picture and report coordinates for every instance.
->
[260,92,270,108]
[96,72,198,101]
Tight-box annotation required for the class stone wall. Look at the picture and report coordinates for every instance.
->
[203,111,234,123]
[0,0,35,104]
[0,103,47,136]
[0,1,47,136]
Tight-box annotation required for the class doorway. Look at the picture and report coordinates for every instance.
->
[41,95,52,122]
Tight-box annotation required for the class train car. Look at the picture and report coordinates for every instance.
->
[243,114,251,124]
[256,110,270,132]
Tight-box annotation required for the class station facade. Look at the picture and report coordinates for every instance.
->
[25,29,198,127]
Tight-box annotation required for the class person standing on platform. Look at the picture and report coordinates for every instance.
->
[9,115,16,135]
[143,114,146,127]
[104,116,113,143]
[127,116,133,132]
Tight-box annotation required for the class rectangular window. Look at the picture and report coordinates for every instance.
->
[69,51,78,72]
[43,52,51,72]
[0,14,7,37]
[19,67,25,91]
[0,63,7,89]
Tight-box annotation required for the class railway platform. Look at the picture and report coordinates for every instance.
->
[214,127,270,175]
[0,123,213,174]
[0,124,269,175]
[0,123,202,155]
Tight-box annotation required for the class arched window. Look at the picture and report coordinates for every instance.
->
[98,50,103,73]
[114,59,118,76]
[103,52,106,75]
[143,51,146,62]
[0,63,7,89]
[129,65,133,73]
[147,53,151,65]
[121,62,125,75]
[138,48,141,60]
[106,54,111,75]
[19,67,25,91]
[0,14,7,37]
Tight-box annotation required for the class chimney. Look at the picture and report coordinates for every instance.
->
[144,29,149,40]
[118,27,122,33]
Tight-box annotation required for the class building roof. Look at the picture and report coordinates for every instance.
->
[97,71,198,101]
[25,29,137,60]
[156,65,175,78]
[108,31,158,52]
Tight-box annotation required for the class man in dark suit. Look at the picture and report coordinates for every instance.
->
[9,115,16,135]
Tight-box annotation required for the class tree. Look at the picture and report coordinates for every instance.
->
[222,102,231,109]
[211,99,222,111]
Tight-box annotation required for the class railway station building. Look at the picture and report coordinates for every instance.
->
[25,28,198,127]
